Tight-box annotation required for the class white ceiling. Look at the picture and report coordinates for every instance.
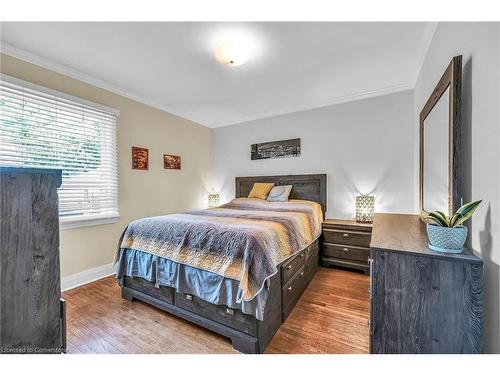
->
[0,22,436,128]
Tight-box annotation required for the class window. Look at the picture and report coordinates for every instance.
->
[0,75,119,229]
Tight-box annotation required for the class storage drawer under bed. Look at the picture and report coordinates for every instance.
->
[281,241,319,286]
[175,292,258,336]
[281,253,318,320]
[281,249,306,285]
[305,240,320,260]
[124,276,174,304]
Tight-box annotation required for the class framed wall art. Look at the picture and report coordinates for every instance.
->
[132,146,149,170]
[250,138,301,160]
[164,154,181,170]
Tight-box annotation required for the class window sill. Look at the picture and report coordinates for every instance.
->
[60,215,120,230]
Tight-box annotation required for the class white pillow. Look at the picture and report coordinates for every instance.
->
[266,185,293,202]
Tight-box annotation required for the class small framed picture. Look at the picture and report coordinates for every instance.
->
[132,147,149,170]
[163,154,181,170]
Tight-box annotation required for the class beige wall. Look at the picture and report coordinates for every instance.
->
[0,53,213,278]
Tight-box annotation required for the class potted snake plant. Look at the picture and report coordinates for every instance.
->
[421,200,482,253]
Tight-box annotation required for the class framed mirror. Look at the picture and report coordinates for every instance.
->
[419,55,462,217]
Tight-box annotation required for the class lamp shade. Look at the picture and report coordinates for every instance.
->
[208,193,220,208]
[356,195,375,223]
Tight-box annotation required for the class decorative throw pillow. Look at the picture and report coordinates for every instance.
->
[248,182,275,200]
[266,185,293,202]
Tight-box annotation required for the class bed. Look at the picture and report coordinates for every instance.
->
[115,174,327,353]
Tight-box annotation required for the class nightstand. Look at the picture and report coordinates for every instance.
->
[321,219,372,274]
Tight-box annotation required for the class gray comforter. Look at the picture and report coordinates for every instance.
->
[115,198,323,303]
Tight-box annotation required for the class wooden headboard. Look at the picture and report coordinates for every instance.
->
[235,174,327,214]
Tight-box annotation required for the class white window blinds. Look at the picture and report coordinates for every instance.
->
[0,75,119,228]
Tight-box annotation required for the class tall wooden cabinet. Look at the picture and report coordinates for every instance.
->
[369,213,483,354]
[0,167,66,353]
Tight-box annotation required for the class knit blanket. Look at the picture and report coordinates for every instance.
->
[115,198,322,302]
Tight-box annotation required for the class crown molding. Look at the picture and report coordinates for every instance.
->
[0,42,208,127]
[210,82,413,128]
[2,40,421,129]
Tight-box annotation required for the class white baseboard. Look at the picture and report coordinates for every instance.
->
[61,262,116,291]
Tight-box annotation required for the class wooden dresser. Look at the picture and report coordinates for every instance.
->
[0,167,66,353]
[321,219,372,274]
[369,213,483,354]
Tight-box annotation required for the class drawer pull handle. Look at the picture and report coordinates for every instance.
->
[306,248,310,252]
[343,233,349,238]
[185,294,193,301]
[288,286,293,292]
[300,254,304,259]
[287,265,292,270]
[343,248,349,252]
[225,308,234,316]
[154,282,160,289]
[300,272,304,277]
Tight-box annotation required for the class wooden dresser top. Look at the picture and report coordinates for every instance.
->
[323,218,372,226]
[370,213,482,264]
[322,219,372,231]
[0,167,62,187]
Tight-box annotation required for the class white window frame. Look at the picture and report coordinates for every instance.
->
[0,74,120,230]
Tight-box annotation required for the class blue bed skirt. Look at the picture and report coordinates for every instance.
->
[115,248,269,320]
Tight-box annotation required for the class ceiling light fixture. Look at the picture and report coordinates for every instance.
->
[214,35,253,67]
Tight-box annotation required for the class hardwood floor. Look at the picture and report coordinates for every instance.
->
[62,267,369,354]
